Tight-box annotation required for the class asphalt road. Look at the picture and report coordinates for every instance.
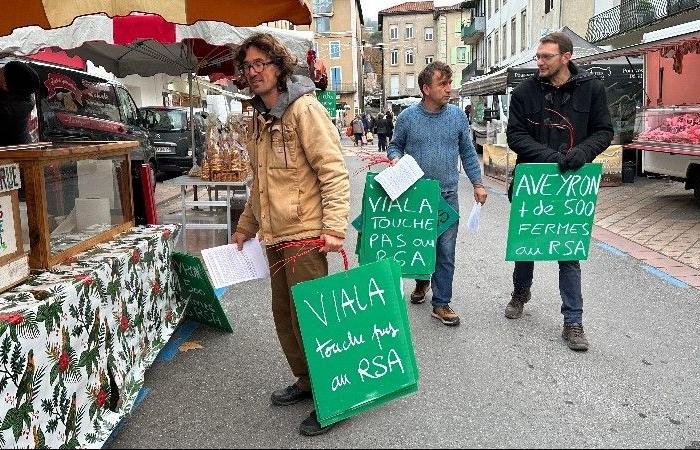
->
[108,151,700,449]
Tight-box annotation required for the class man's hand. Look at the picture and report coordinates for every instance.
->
[232,231,253,251]
[558,147,588,172]
[474,185,488,205]
[319,234,344,253]
[390,157,400,166]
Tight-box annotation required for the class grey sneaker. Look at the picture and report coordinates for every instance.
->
[562,323,589,351]
[505,289,531,319]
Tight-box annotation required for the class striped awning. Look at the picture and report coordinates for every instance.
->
[0,0,312,37]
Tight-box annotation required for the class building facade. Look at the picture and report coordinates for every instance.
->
[434,4,472,95]
[379,1,471,103]
[380,2,436,101]
[299,0,364,118]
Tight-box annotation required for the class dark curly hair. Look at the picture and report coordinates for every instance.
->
[234,33,298,92]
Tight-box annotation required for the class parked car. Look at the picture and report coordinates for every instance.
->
[141,106,206,175]
[2,57,157,225]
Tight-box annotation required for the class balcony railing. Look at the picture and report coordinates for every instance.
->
[461,59,484,81]
[587,0,700,43]
[330,82,357,94]
[461,15,486,44]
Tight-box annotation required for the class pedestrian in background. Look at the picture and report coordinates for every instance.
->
[232,33,350,435]
[385,109,394,141]
[505,32,613,351]
[351,115,365,147]
[375,112,390,152]
[388,61,487,326]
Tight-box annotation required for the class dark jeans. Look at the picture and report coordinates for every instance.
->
[377,133,387,152]
[430,191,459,307]
[512,261,583,324]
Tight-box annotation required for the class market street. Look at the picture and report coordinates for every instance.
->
[108,146,700,448]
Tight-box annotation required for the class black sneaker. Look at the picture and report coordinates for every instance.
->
[504,288,531,319]
[562,323,589,352]
[410,280,430,304]
[270,384,312,406]
[299,410,336,436]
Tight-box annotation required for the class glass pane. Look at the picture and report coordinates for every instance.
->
[313,0,333,14]
[44,156,128,255]
[316,17,330,33]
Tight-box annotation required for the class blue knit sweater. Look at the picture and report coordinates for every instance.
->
[387,102,483,193]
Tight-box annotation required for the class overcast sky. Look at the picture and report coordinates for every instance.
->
[361,0,457,22]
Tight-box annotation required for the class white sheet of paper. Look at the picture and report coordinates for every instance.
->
[201,240,270,289]
[374,154,424,201]
[467,202,482,234]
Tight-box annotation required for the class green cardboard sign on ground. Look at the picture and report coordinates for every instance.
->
[172,252,233,332]
[359,173,440,279]
[506,163,603,261]
[316,89,337,118]
[291,259,419,427]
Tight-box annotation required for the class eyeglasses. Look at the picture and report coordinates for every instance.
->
[240,60,275,75]
[532,53,562,61]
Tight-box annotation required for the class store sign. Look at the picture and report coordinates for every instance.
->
[0,164,21,194]
[506,163,603,261]
[172,252,232,332]
[0,163,25,291]
[316,89,337,118]
[291,259,419,427]
[359,173,440,279]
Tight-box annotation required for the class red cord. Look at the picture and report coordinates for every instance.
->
[525,108,575,152]
[268,238,350,276]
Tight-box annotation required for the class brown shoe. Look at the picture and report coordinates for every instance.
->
[562,323,589,352]
[410,280,430,304]
[431,305,460,326]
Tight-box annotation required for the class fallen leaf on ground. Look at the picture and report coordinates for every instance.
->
[179,341,204,352]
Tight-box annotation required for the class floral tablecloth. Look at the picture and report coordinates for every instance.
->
[0,224,183,448]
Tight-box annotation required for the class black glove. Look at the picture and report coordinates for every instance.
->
[558,147,588,172]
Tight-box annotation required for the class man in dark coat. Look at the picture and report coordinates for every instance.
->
[504,32,614,352]
[0,60,40,146]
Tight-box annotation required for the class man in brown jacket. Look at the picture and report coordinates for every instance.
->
[232,34,350,436]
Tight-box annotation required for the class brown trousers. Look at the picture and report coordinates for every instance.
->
[266,246,328,392]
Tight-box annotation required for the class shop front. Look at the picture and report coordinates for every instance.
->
[575,21,700,203]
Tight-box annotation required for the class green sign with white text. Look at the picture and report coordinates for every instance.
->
[291,259,418,427]
[506,163,603,261]
[316,89,337,118]
[359,173,440,279]
[172,252,233,332]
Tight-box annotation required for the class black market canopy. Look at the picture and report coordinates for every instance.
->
[461,26,641,97]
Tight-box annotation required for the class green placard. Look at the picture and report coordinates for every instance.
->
[291,259,419,427]
[506,163,603,261]
[316,89,337,118]
[352,197,459,236]
[172,252,233,332]
[359,173,441,279]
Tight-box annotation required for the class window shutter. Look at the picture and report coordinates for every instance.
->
[451,47,457,64]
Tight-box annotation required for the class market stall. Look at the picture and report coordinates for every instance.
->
[461,27,643,187]
[574,20,700,202]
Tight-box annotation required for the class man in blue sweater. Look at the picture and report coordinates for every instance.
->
[388,62,487,326]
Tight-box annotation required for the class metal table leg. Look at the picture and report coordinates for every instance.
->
[226,185,232,244]
[181,185,187,247]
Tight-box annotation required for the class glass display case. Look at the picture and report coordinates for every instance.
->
[634,106,700,146]
[0,141,137,269]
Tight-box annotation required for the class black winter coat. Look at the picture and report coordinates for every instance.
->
[0,91,34,146]
[506,62,613,166]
